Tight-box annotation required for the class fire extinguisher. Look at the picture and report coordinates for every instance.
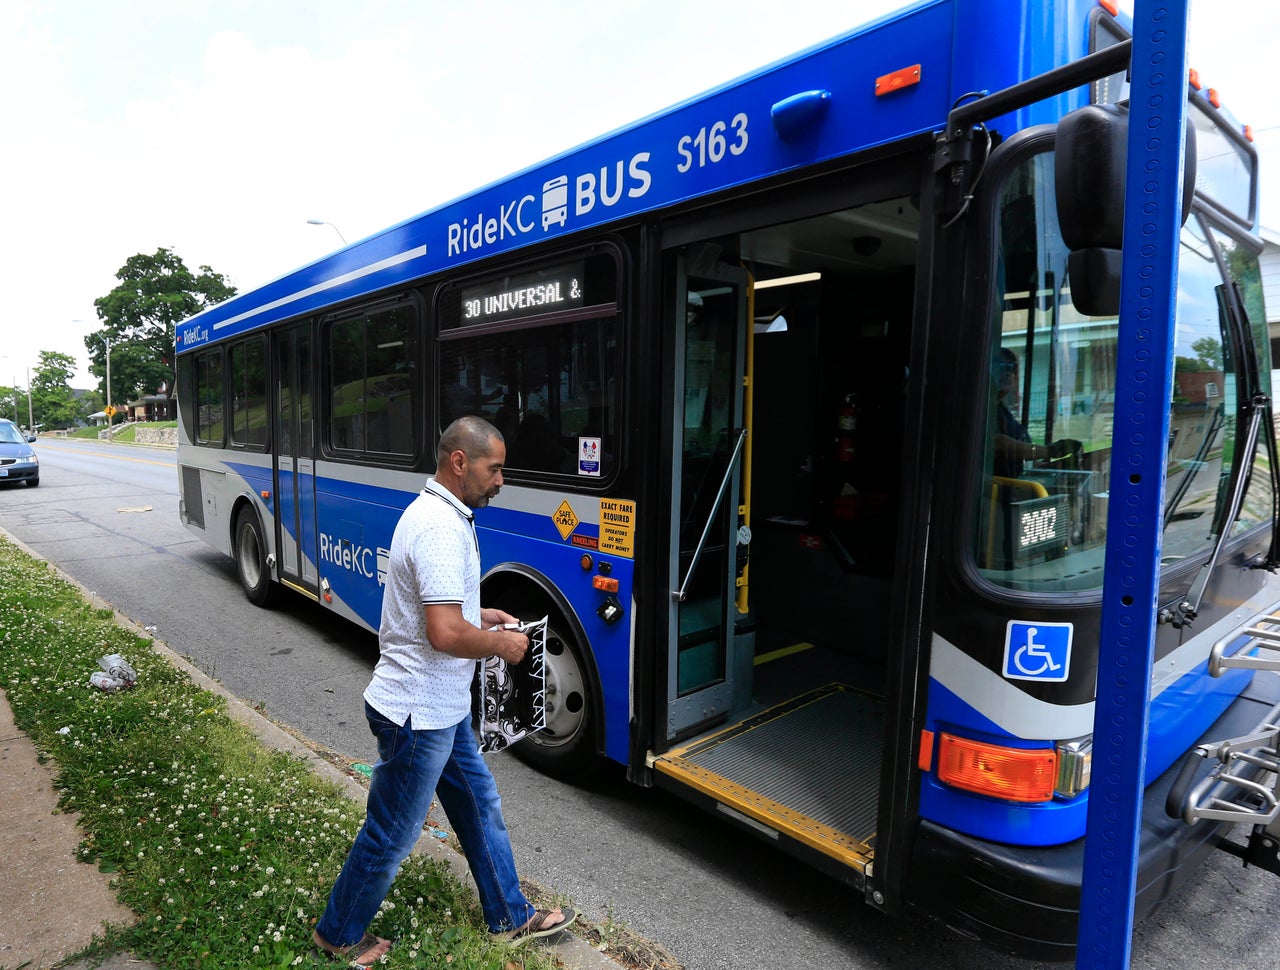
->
[836,393,857,463]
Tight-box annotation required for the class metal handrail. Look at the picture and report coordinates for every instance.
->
[674,428,748,603]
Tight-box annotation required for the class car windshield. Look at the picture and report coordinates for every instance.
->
[0,424,26,444]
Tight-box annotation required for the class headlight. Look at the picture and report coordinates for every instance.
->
[1055,735,1093,798]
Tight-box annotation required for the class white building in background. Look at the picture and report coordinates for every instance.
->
[1264,226,1280,386]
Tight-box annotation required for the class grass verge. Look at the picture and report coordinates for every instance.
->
[0,532,561,970]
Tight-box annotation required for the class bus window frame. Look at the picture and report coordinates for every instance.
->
[227,334,270,453]
[194,344,227,449]
[320,291,425,468]
[433,240,628,488]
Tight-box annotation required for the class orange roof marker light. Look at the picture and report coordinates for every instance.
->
[1188,68,1201,91]
[1245,125,1255,143]
[935,733,1057,803]
[1208,88,1221,108]
[1097,0,1119,16]
[875,64,921,97]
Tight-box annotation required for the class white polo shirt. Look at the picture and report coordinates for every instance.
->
[364,478,482,730]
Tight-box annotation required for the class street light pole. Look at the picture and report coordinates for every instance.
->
[26,367,33,433]
[306,219,348,244]
[102,336,114,437]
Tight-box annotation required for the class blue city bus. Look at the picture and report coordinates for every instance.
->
[174,0,1280,956]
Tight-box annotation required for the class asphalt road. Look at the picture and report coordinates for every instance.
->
[3,436,1279,970]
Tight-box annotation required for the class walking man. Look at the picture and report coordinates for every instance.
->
[313,416,575,966]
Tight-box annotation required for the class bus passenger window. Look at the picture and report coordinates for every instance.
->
[438,317,618,477]
[229,337,268,448]
[436,250,621,479]
[195,348,225,446]
[327,302,418,459]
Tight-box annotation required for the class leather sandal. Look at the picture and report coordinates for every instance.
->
[312,928,393,967]
[505,906,577,943]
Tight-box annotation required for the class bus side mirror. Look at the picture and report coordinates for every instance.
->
[1055,103,1196,316]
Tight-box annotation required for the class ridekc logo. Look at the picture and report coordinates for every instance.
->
[1002,620,1072,683]
[446,153,652,258]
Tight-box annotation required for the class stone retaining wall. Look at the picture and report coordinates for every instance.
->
[134,426,179,447]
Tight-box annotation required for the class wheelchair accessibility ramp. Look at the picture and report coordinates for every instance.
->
[654,684,881,873]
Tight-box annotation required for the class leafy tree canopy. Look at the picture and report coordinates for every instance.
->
[30,350,86,430]
[87,248,236,404]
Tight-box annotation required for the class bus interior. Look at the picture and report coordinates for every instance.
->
[656,190,921,876]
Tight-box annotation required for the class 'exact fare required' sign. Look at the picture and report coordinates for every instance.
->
[598,498,635,557]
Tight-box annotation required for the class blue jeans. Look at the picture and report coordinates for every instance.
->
[315,701,535,944]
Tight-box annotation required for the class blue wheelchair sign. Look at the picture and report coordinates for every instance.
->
[1003,620,1072,683]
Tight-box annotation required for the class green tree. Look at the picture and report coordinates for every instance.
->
[30,351,82,430]
[88,248,236,408]
[0,384,20,425]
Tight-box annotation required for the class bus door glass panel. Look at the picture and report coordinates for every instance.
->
[275,326,318,588]
[974,148,1269,592]
[668,260,748,736]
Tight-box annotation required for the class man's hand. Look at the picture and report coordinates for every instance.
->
[481,607,521,629]
[1048,438,1083,461]
[494,629,530,665]
[424,603,527,661]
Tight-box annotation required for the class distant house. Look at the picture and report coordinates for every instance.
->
[1264,225,1280,374]
[127,394,174,422]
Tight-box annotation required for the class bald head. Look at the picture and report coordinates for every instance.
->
[438,416,503,467]
[436,416,507,509]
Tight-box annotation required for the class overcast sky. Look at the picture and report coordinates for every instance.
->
[3,0,1277,391]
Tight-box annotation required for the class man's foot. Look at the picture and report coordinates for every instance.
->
[503,906,578,944]
[312,928,393,966]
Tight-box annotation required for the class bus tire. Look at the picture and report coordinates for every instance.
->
[513,614,601,780]
[234,506,276,608]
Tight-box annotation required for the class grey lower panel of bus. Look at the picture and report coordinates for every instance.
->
[654,684,881,872]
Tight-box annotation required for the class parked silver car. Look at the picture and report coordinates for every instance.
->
[0,419,39,487]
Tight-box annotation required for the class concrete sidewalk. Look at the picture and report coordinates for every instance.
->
[0,687,158,970]
[0,527,621,970]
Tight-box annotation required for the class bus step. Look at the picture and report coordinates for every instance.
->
[1209,609,1280,676]
[1167,697,1280,876]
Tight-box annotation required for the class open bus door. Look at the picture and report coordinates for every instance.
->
[652,241,888,888]
[664,255,753,737]
[273,323,320,597]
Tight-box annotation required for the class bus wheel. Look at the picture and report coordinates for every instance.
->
[515,617,600,780]
[234,507,276,608]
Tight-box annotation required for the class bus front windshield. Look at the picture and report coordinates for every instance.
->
[975,149,1272,593]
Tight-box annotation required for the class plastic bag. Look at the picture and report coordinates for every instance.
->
[97,653,137,687]
[479,617,547,753]
[89,671,126,692]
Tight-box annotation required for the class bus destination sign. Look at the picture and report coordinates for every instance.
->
[460,261,585,326]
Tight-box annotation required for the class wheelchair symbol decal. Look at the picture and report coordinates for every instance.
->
[1003,620,1072,682]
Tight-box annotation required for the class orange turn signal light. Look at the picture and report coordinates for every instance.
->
[875,64,921,97]
[936,733,1056,803]
[592,575,619,593]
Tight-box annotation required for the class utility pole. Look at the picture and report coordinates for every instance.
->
[103,336,114,437]
[26,366,33,432]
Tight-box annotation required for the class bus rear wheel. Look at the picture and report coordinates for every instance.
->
[234,507,277,608]
[513,615,600,780]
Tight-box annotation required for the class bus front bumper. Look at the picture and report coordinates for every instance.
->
[908,673,1280,961]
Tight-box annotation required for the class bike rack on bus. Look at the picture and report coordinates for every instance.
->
[1166,609,1280,875]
